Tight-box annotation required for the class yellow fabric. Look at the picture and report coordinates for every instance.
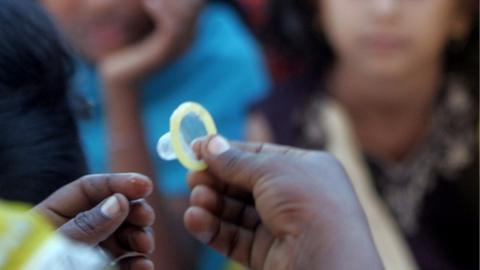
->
[0,202,54,270]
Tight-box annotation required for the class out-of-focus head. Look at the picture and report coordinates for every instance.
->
[0,0,87,204]
[317,0,474,78]
[40,0,154,62]
[269,0,478,80]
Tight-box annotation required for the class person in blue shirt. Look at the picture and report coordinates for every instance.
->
[40,0,270,269]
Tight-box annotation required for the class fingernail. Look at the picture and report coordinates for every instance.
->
[101,195,121,218]
[208,136,230,156]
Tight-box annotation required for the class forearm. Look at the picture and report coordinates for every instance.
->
[102,82,197,269]
[102,82,152,175]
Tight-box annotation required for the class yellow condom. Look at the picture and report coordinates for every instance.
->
[157,102,217,171]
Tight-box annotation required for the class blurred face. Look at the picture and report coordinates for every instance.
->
[41,0,153,62]
[316,0,470,78]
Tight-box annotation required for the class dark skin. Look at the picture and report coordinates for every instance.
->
[34,173,156,270]
[185,136,384,270]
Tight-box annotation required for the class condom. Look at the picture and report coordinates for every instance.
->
[157,102,217,171]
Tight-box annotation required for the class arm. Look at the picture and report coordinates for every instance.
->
[98,1,205,268]
[102,80,198,270]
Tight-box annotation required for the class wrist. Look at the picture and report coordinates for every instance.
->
[305,206,383,270]
[100,71,140,91]
[98,56,146,90]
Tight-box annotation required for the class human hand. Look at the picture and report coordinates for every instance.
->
[34,173,155,270]
[184,136,383,270]
[99,0,204,88]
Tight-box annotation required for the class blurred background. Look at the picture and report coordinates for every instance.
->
[0,0,478,269]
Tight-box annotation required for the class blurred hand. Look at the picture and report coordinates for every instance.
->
[99,0,204,87]
[34,173,156,270]
[185,136,383,270]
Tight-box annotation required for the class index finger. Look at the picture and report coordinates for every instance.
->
[36,173,153,225]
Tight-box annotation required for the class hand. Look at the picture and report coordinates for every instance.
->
[34,173,155,270]
[184,136,383,270]
[99,0,204,88]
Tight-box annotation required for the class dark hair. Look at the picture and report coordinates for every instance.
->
[0,0,87,204]
[265,0,479,95]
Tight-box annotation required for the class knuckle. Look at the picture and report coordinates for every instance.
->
[73,211,99,237]
[223,151,243,172]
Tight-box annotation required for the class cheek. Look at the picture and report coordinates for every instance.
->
[406,2,455,62]
[318,0,362,59]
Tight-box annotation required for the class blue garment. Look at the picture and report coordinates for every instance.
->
[73,3,270,270]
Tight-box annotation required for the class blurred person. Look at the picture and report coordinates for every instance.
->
[0,0,86,204]
[40,0,270,269]
[0,1,154,269]
[250,0,479,269]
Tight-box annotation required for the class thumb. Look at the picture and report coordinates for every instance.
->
[194,136,267,192]
[57,194,129,246]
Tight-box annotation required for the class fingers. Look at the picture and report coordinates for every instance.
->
[143,0,203,28]
[191,135,315,193]
[193,136,267,192]
[184,206,254,266]
[142,0,168,24]
[117,257,154,270]
[190,185,260,230]
[117,227,155,255]
[101,200,155,256]
[57,193,130,246]
[187,171,253,203]
[127,200,155,227]
[187,170,224,191]
[100,225,154,258]
[36,173,152,227]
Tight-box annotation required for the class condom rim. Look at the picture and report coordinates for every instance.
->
[169,102,217,171]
